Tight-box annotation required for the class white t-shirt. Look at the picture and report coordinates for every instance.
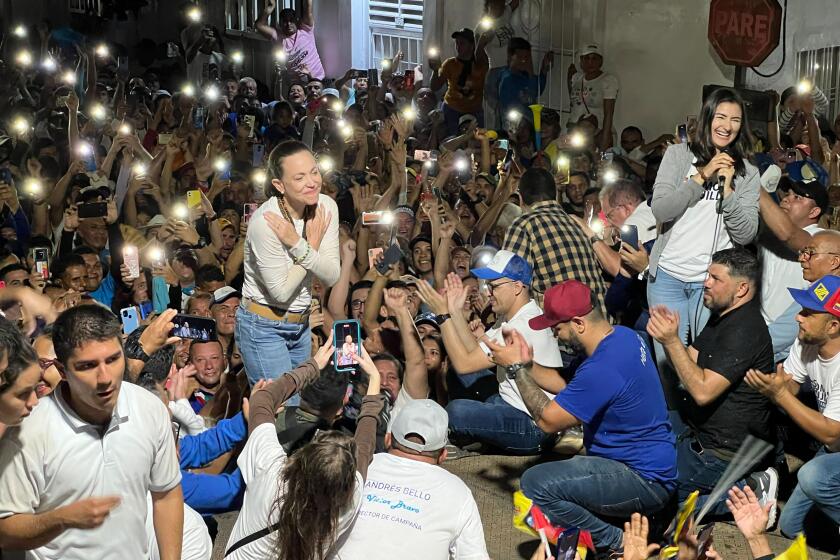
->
[624,201,657,246]
[226,423,363,560]
[334,453,489,560]
[657,160,733,282]
[147,499,212,560]
[479,300,564,416]
[388,385,417,429]
[242,194,340,312]
[0,384,181,560]
[484,4,518,69]
[784,339,840,422]
[568,72,619,128]
[760,224,822,323]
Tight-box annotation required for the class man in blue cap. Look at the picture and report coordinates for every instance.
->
[746,274,840,537]
[415,250,564,455]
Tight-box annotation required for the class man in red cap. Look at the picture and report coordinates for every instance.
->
[487,279,676,552]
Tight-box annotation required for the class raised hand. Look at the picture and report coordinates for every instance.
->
[306,204,332,250]
[621,513,660,560]
[444,272,467,313]
[264,211,301,248]
[383,287,407,314]
[313,331,335,369]
[415,279,448,315]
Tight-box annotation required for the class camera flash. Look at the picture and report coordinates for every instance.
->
[182,83,196,97]
[428,47,439,58]
[62,71,77,85]
[15,50,33,67]
[455,159,468,172]
[557,156,570,169]
[119,123,132,135]
[13,25,27,38]
[173,204,189,219]
[95,44,109,58]
[319,157,335,172]
[274,49,287,63]
[149,247,164,262]
[12,117,29,134]
[480,16,494,30]
[133,162,147,176]
[252,169,267,185]
[402,107,417,121]
[231,51,244,64]
[24,178,42,195]
[570,132,585,148]
[77,143,93,157]
[204,85,219,102]
[797,80,812,94]
[381,59,391,70]
[507,110,521,123]
[602,168,619,183]
[90,104,107,120]
[41,57,57,72]
[382,211,394,225]
[187,6,202,22]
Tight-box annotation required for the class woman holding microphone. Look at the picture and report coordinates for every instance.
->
[647,88,760,402]
[236,140,340,387]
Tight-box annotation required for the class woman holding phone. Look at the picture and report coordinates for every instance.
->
[236,140,340,389]
[647,88,760,400]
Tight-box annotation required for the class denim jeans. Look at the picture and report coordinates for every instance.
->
[235,305,311,404]
[671,411,748,517]
[521,455,674,550]
[647,269,711,408]
[779,447,840,537]
[767,301,800,363]
[446,394,555,455]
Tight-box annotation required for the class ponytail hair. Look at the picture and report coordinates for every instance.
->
[264,140,317,228]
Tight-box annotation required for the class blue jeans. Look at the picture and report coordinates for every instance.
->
[647,270,712,408]
[446,394,554,455]
[779,447,840,537]
[234,305,311,404]
[522,455,674,550]
[442,103,485,137]
[671,411,748,518]
[767,301,800,363]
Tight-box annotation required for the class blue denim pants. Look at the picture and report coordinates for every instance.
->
[521,455,674,550]
[235,305,311,403]
[779,447,840,537]
[446,394,555,455]
[647,269,712,407]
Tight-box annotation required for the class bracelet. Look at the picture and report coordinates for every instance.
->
[293,242,312,264]
[589,234,601,246]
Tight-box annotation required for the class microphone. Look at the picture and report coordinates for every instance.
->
[716,148,734,215]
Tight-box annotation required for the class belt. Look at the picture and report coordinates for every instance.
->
[244,299,310,324]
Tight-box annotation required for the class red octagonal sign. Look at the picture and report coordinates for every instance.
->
[708,0,783,67]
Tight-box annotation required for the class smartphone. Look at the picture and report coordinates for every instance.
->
[0,169,11,184]
[123,245,140,279]
[696,523,715,560]
[376,243,403,275]
[361,211,392,226]
[333,319,362,371]
[78,201,108,219]
[414,149,431,162]
[81,147,97,172]
[121,306,141,336]
[368,68,379,87]
[158,133,172,146]
[252,144,266,168]
[552,528,580,560]
[243,114,256,138]
[403,69,415,91]
[601,151,614,162]
[32,248,50,279]
[170,314,217,341]
[426,150,440,178]
[368,247,384,270]
[557,156,570,184]
[619,224,639,249]
[186,189,201,209]
[244,203,259,225]
[503,148,514,172]
[678,123,688,143]
[139,300,153,320]
[192,105,205,129]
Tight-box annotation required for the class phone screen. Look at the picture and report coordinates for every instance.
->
[78,202,108,219]
[334,320,361,371]
[552,528,580,560]
[619,225,639,250]
[696,524,715,559]
[678,124,688,143]
[170,314,217,341]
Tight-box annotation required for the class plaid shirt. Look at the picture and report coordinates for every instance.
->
[503,200,607,305]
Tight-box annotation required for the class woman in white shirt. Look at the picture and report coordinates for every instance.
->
[235,140,340,388]
[647,88,760,402]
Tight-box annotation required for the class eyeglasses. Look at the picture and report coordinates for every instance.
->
[487,280,515,293]
[798,248,840,259]
[604,204,625,222]
[351,299,366,309]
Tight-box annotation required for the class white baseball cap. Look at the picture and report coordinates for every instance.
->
[390,399,449,452]
[579,43,602,57]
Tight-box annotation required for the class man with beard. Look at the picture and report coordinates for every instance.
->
[647,247,778,522]
[188,340,227,415]
[211,287,240,352]
[487,280,676,552]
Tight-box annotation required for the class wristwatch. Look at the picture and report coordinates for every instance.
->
[124,338,150,362]
[437,313,451,325]
[589,234,601,246]
[505,362,527,380]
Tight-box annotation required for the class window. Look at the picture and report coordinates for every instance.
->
[368,0,424,72]
[796,47,840,120]
[226,0,297,34]
[69,0,103,16]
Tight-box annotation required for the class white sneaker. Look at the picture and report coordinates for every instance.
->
[751,467,779,530]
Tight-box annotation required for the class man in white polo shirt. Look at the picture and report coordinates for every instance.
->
[0,305,183,559]
[335,399,488,560]
[746,275,840,537]
[416,251,564,454]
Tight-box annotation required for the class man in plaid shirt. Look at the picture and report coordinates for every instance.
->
[503,167,607,307]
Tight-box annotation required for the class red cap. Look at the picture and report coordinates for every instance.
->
[529,281,594,330]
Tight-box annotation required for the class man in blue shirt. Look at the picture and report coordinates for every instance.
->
[486,280,677,552]
[497,37,553,120]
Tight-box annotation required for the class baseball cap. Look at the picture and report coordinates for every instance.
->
[389,399,449,452]
[140,214,167,230]
[787,159,829,188]
[414,312,441,332]
[470,249,531,285]
[458,114,478,127]
[529,280,594,330]
[322,88,341,98]
[212,286,242,306]
[579,43,602,57]
[451,28,475,44]
[788,179,829,215]
[788,275,840,319]
[451,245,471,258]
[217,218,236,231]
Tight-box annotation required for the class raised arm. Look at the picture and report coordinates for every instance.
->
[352,345,384,480]
[385,288,429,399]
[758,189,814,251]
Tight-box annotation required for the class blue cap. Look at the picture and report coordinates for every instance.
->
[470,249,532,285]
[788,275,840,318]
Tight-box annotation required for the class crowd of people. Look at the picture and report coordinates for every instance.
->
[0,0,838,559]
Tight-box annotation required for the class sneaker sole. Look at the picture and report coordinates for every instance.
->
[763,467,779,531]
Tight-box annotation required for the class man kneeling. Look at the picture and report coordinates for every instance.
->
[488,281,677,552]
